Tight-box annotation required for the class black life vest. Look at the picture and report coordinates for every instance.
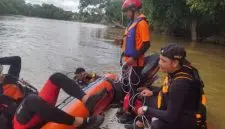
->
[157,65,207,129]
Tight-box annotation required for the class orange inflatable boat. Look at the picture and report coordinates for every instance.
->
[41,54,160,129]
[41,73,119,129]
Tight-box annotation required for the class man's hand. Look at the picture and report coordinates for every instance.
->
[126,58,136,66]
[140,89,153,97]
[137,107,145,116]
[137,87,148,92]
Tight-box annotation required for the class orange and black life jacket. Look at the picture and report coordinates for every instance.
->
[0,78,37,129]
[0,83,24,129]
[157,65,207,129]
[1,84,24,100]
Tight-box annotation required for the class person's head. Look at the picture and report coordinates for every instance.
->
[122,0,142,20]
[75,67,85,75]
[74,67,90,86]
[159,43,189,74]
[74,67,86,79]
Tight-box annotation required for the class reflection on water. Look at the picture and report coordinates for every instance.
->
[0,16,225,129]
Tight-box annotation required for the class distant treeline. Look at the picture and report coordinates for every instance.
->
[0,0,73,20]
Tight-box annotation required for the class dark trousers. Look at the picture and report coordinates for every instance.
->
[14,73,86,129]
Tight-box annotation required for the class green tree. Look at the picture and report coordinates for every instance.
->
[105,1,122,23]
[141,0,225,41]
[187,0,225,38]
[0,0,26,14]
[0,0,75,20]
[79,0,107,12]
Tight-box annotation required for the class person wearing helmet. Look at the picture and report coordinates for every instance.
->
[125,44,207,129]
[118,0,151,124]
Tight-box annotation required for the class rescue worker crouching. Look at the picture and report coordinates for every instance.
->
[125,44,207,129]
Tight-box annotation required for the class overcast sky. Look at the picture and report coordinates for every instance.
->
[25,0,80,12]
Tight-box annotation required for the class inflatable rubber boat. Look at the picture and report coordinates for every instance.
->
[41,54,159,129]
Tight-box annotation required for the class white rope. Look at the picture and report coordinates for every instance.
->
[116,63,142,111]
[128,92,139,110]
[132,112,151,129]
[100,62,152,128]
[132,95,151,129]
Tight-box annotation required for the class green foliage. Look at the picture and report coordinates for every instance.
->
[24,4,73,20]
[1,0,225,39]
[105,1,122,22]
[141,0,225,38]
[78,0,127,24]
[0,0,26,14]
[187,0,225,15]
[141,0,191,32]
[79,0,107,12]
[77,0,109,23]
[0,0,74,20]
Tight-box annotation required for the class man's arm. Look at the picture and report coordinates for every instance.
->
[146,80,190,124]
[0,56,21,78]
[133,20,151,59]
[0,56,21,84]
[133,42,150,60]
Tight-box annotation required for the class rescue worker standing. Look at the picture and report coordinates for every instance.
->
[118,0,151,123]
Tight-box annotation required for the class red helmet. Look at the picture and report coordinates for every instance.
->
[122,0,142,11]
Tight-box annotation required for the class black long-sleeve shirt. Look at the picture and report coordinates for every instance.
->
[146,67,201,129]
[148,80,191,123]
[0,56,21,93]
[133,41,150,60]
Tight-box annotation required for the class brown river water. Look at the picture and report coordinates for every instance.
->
[0,15,224,129]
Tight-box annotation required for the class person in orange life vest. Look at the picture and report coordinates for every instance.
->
[118,0,151,124]
[128,44,206,129]
[0,56,105,129]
